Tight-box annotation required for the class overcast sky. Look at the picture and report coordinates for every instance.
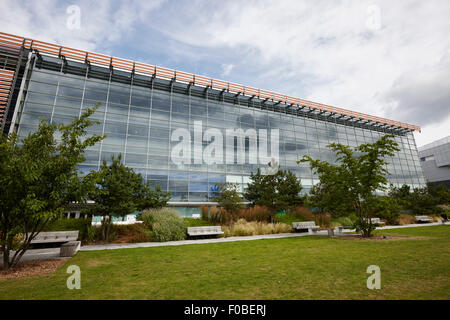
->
[1,0,449,147]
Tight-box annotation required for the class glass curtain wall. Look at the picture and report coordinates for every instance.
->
[15,54,427,204]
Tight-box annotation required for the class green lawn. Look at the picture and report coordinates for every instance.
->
[1,226,449,299]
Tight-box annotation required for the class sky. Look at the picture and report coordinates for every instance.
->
[1,0,449,147]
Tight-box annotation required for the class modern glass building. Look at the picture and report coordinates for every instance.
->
[0,32,427,216]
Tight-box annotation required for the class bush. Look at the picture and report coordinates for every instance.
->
[43,217,93,242]
[288,207,315,221]
[222,219,292,237]
[314,212,332,228]
[201,205,229,225]
[111,224,152,243]
[369,196,401,225]
[237,205,272,222]
[274,207,331,227]
[331,217,354,227]
[183,218,214,227]
[142,208,187,242]
[274,213,299,225]
[397,214,416,225]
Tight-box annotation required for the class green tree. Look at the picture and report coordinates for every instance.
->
[367,196,401,225]
[137,184,171,211]
[84,154,170,241]
[214,182,244,226]
[388,184,412,210]
[426,182,450,205]
[245,167,303,220]
[305,179,353,218]
[0,106,104,270]
[409,186,441,215]
[389,183,448,214]
[299,134,400,237]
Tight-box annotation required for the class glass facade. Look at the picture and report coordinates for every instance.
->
[12,54,427,210]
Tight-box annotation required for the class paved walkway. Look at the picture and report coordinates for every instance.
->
[80,231,331,251]
[373,221,448,230]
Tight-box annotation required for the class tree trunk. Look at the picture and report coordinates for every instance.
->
[2,246,9,270]
[105,215,111,241]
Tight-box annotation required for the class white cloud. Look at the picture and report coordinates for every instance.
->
[0,0,165,52]
[1,0,448,147]
[220,63,234,77]
[147,0,450,146]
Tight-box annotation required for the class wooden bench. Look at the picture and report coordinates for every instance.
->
[370,218,385,225]
[415,215,433,223]
[187,226,224,238]
[292,221,320,234]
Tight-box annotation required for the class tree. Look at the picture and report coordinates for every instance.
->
[137,184,171,211]
[305,183,353,218]
[0,105,104,270]
[84,154,170,241]
[367,196,401,225]
[213,182,244,226]
[299,134,400,237]
[426,182,450,205]
[245,167,304,220]
[389,183,449,214]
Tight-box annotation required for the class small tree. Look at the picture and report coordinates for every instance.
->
[214,182,244,226]
[137,184,171,211]
[0,105,104,269]
[245,168,303,221]
[389,183,448,214]
[299,134,400,237]
[84,154,170,241]
[367,196,401,225]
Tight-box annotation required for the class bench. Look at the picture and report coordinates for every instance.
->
[370,218,385,225]
[30,231,79,244]
[292,221,320,234]
[187,226,224,238]
[334,226,345,235]
[29,231,80,257]
[60,241,81,257]
[415,215,433,223]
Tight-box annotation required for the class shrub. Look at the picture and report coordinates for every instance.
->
[288,207,315,221]
[43,217,93,242]
[183,218,214,227]
[142,208,187,242]
[368,196,401,225]
[332,217,354,227]
[274,213,299,225]
[314,212,332,228]
[237,205,272,222]
[397,214,416,225]
[200,205,229,225]
[222,219,292,237]
[111,224,152,243]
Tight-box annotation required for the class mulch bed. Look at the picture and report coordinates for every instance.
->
[0,258,69,280]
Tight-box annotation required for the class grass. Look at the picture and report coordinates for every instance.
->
[0,226,449,299]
